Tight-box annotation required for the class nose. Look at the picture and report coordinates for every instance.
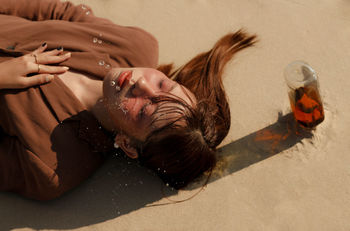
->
[131,77,156,97]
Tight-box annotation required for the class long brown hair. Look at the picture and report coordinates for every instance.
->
[138,29,257,189]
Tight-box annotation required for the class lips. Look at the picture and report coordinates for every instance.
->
[117,70,133,90]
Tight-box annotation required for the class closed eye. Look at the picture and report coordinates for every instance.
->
[159,79,176,93]
[159,79,164,89]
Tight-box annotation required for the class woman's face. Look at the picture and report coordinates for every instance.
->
[103,67,196,141]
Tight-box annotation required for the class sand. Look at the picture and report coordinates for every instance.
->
[1,0,350,230]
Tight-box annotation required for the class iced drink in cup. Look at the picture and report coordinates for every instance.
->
[284,61,325,129]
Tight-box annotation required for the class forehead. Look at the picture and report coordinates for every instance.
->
[145,84,196,136]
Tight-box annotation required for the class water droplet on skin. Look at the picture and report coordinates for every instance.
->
[115,85,121,91]
[93,37,98,43]
[110,81,115,86]
[117,103,129,114]
[81,5,87,10]
[99,33,103,37]
[98,40,102,44]
[105,64,111,69]
[86,11,90,15]
[98,60,105,66]
[122,108,128,115]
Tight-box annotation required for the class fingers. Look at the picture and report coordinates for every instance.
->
[31,63,69,74]
[21,58,69,75]
[20,74,55,88]
[31,42,48,55]
[34,47,70,65]
[43,47,64,56]
[23,44,71,74]
[40,52,71,65]
[28,44,71,65]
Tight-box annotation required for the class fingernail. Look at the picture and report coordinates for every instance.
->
[57,46,63,50]
[45,75,54,82]
[41,42,47,47]
[63,66,69,70]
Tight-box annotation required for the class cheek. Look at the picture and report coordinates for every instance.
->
[103,100,125,125]
[104,97,117,112]
[110,101,140,126]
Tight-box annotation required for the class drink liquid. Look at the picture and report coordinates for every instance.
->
[288,85,324,128]
[284,61,325,129]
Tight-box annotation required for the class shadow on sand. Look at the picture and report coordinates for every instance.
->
[206,112,313,183]
[0,113,312,230]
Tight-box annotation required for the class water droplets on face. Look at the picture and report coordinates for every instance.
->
[120,107,128,115]
[114,101,129,115]
[108,83,127,113]
[110,81,121,91]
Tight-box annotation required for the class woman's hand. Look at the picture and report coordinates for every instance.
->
[0,43,71,89]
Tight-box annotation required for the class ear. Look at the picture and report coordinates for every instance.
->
[115,133,139,159]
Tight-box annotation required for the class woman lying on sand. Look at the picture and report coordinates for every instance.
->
[0,0,256,200]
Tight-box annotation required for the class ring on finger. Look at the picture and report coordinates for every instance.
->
[32,54,38,64]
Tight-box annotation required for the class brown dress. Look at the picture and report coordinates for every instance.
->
[0,0,159,200]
